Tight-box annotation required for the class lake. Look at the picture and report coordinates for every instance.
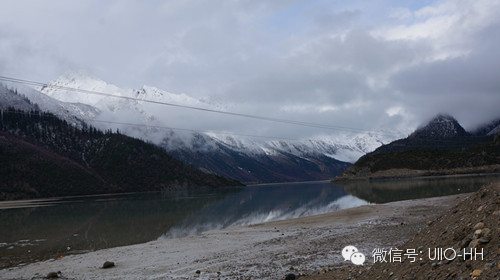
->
[1,174,499,268]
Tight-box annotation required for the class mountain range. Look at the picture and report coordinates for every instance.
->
[2,73,395,183]
[2,73,499,187]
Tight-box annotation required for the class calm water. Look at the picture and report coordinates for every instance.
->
[340,174,500,203]
[1,175,499,268]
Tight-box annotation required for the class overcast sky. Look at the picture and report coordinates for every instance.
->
[1,0,499,139]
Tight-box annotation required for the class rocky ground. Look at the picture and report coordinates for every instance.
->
[304,182,500,280]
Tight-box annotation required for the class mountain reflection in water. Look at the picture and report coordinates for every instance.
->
[0,181,364,268]
[3,175,497,268]
[161,181,367,238]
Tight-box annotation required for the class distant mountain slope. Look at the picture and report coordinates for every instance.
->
[169,140,351,183]
[162,132,386,183]
[0,103,241,200]
[340,115,500,179]
[0,83,97,128]
[472,118,500,136]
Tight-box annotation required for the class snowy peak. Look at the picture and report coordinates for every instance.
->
[410,114,468,139]
[35,72,394,164]
[41,71,122,105]
[136,85,203,106]
[42,72,206,108]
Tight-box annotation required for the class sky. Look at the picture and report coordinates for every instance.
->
[1,0,499,139]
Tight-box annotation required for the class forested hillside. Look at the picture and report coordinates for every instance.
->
[0,107,241,200]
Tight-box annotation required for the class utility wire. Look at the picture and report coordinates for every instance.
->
[5,109,483,146]
[0,108,300,141]
[3,109,484,146]
[0,75,394,136]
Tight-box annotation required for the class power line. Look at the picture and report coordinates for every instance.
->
[0,108,300,141]
[0,75,394,136]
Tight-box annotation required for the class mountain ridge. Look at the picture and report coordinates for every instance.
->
[338,114,500,180]
[3,73,396,183]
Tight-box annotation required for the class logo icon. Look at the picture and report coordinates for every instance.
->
[341,245,365,265]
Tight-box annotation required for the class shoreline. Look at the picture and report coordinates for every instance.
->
[332,165,500,182]
[1,193,470,280]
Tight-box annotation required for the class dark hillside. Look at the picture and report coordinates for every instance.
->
[0,108,241,200]
[0,131,108,200]
[351,137,499,174]
[340,115,500,179]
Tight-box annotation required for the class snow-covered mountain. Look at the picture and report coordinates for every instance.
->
[2,72,397,183]
[410,114,469,139]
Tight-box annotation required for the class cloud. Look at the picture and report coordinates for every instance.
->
[387,0,500,128]
[1,0,499,138]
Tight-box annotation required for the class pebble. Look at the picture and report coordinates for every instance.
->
[471,269,482,278]
[478,238,490,244]
[46,272,59,278]
[284,273,296,280]
[480,227,491,237]
[473,222,485,230]
[102,261,115,269]
[468,239,480,249]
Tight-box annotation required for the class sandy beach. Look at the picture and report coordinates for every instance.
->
[0,193,469,280]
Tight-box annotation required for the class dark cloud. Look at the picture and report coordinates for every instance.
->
[391,16,500,129]
[1,0,499,137]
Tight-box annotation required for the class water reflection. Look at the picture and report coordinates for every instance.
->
[0,182,361,268]
[340,174,500,203]
[161,181,367,238]
[0,188,237,268]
